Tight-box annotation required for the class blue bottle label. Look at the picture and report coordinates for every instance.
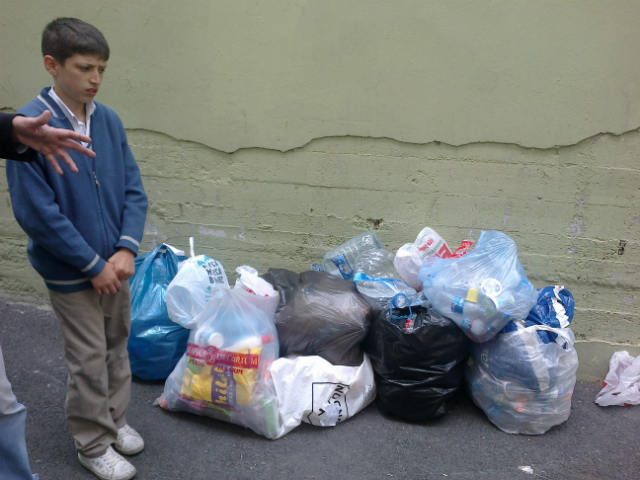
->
[331,254,354,280]
[451,296,465,314]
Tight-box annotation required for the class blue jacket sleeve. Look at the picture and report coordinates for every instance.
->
[0,113,38,162]
[6,157,106,278]
[114,120,148,255]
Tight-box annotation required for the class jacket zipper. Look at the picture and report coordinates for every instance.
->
[89,138,111,256]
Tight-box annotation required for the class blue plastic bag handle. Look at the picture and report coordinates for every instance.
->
[390,293,412,320]
[130,243,180,305]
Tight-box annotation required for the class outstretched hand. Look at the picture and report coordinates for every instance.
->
[11,110,97,175]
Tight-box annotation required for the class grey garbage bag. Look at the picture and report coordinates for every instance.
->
[261,269,372,366]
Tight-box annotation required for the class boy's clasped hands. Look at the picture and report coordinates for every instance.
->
[91,248,136,295]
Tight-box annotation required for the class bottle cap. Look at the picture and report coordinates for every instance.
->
[466,288,479,303]
[206,332,224,348]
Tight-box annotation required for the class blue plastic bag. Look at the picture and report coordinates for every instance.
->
[500,285,575,344]
[419,230,538,342]
[128,244,190,381]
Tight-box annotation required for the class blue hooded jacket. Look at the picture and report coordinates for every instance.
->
[6,87,148,293]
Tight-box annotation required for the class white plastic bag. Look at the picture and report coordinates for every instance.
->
[394,227,452,290]
[157,288,281,438]
[234,266,279,320]
[595,351,640,407]
[268,354,376,438]
[166,238,229,328]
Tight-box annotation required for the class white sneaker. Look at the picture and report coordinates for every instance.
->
[114,424,145,455]
[78,446,136,480]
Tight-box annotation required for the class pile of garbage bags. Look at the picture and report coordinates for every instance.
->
[128,227,579,438]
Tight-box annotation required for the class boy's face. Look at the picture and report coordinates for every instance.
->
[44,53,107,113]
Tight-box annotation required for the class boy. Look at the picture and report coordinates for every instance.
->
[6,18,148,480]
[2,104,96,480]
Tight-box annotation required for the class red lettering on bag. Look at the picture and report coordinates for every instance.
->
[187,343,260,369]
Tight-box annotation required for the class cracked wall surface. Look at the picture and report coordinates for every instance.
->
[1,1,639,375]
[1,1,640,151]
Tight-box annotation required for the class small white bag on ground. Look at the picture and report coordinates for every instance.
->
[166,239,229,328]
[268,354,376,438]
[466,322,578,435]
[595,351,640,407]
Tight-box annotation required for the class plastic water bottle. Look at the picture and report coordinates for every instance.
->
[152,258,167,285]
[354,249,399,278]
[442,284,498,318]
[321,231,384,280]
[429,284,498,338]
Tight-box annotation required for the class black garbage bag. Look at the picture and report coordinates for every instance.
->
[363,298,471,421]
[261,269,372,366]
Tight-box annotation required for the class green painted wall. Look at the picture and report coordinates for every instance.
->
[1,1,639,376]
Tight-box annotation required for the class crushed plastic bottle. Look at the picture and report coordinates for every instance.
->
[353,249,398,278]
[321,231,384,280]
[351,249,420,307]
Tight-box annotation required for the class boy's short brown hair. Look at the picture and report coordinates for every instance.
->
[42,17,110,64]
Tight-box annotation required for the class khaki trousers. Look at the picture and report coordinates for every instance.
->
[49,282,131,458]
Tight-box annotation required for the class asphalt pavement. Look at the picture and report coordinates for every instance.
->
[1,298,639,480]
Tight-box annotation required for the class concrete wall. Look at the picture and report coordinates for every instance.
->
[1,1,639,376]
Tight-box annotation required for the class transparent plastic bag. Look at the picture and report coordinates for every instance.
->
[419,230,538,342]
[165,239,229,328]
[466,322,578,435]
[595,351,640,407]
[156,288,281,439]
[128,244,190,380]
